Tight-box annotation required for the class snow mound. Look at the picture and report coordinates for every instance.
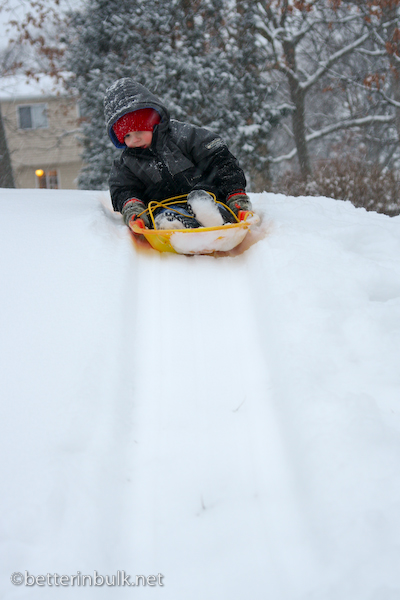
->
[187,191,225,227]
[1,188,400,599]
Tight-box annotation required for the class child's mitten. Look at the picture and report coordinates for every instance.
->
[122,199,150,228]
[226,192,252,216]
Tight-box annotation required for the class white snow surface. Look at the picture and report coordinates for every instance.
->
[1,188,400,599]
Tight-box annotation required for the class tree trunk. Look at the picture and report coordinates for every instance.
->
[283,40,312,181]
[289,83,311,181]
[0,106,15,188]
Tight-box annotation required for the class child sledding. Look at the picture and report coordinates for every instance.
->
[104,78,259,253]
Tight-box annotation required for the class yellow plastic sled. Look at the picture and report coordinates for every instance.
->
[129,194,259,255]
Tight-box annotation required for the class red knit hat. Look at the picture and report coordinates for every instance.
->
[112,108,161,144]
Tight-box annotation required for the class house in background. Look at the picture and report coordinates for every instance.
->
[0,75,83,189]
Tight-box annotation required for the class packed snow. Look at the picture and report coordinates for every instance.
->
[169,223,249,254]
[1,188,400,599]
[186,190,225,227]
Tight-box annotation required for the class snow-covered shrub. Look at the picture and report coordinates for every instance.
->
[273,158,400,217]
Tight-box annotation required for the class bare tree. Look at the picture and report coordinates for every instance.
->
[252,0,390,179]
[355,1,400,147]
[0,104,15,187]
[0,0,67,78]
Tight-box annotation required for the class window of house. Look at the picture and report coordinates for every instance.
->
[35,169,59,189]
[18,104,48,129]
[47,170,59,189]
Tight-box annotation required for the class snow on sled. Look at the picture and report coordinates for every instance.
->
[129,194,260,255]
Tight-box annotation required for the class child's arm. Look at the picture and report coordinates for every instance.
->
[108,159,152,227]
[172,122,247,201]
[108,157,147,213]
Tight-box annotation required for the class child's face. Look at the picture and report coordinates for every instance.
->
[124,130,153,149]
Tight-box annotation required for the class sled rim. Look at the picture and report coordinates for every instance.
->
[130,219,250,236]
[130,220,252,254]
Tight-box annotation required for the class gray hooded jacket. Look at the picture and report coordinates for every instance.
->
[104,78,246,213]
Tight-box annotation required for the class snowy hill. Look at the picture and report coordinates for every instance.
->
[1,188,400,599]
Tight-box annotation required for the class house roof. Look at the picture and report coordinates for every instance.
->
[0,74,67,102]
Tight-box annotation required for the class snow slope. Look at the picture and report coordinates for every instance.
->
[1,188,400,599]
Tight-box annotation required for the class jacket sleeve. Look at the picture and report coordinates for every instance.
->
[173,122,246,200]
[108,154,147,213]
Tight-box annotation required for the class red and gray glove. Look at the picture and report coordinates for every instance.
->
[226,191,252,217]
[121,199,150,228]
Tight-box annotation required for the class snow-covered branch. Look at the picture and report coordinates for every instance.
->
[306,115,395,141]
[300,31,371,91]
[356,48,386,57]
[286,21,315,47]
[271,147,298,164]
[270,114,395,163]
[376,89,400,110]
